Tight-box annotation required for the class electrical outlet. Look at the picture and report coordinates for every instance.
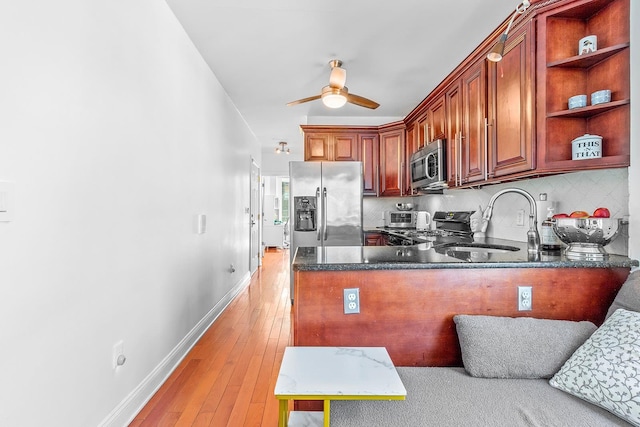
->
[516,209,525,226]
[344,288,360,314]
[518,286,532,311]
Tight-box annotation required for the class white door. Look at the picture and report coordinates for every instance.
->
[250,159,260,274]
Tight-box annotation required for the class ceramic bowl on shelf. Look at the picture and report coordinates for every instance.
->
[591,90,611,105]
[568,94,587,109]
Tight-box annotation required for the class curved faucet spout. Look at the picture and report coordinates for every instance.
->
[481,188,540,254]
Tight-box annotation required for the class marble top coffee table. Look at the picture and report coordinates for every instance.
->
[274,346,406,427]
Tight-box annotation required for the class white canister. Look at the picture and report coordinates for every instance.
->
[416,211,431,230]
[572,134,603,160]
[578,35,597,55]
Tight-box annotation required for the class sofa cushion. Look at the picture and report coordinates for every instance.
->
[606,269,640,319]
[454,315,596,379]
[331,367,629,427]
[550,308,640,427]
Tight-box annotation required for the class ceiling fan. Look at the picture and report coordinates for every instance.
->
[286,59,380,109]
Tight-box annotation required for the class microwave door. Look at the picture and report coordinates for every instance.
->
[411,157,427,185]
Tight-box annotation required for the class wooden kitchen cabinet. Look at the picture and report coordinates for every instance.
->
[414,96,446,150]
[302,127,359,161]
[445,80,462,187]
[459,58,488,185]
[301,0,630,193]
[360,133,379,196]
[449,19,534,187]
[301,125,381,195]
[378,123,406,197]
[364,231,388,246]
[404,123,419,195]
[487,19,535,179]
[426,95,446,143]
[535,0,630,172]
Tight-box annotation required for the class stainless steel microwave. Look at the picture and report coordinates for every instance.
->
[410,139,447,191]
[384,211,416,228]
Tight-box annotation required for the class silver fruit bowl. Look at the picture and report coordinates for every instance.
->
[553,217,621,260]
[395,203,414,211]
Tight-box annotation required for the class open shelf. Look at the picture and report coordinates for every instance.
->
[537,0,629,171]
[547,43,629,68]
[547,99,630,118]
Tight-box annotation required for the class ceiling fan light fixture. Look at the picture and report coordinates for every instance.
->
[322,93,347,109]
[275,141,290,154]
[321,87,347,108]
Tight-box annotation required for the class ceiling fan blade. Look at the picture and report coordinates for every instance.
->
[286,94,321,107]
[346,93,380,109]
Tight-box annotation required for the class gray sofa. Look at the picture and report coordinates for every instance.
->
[331,270,640,427]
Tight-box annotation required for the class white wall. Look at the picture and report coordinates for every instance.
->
[0,1,260,426]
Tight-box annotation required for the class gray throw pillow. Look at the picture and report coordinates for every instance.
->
[606,269,640,319]
[454,315,596,379]
[550,309,640,426]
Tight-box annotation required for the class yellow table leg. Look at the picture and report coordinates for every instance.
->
[324,399,330,427]
[278,399,289,427]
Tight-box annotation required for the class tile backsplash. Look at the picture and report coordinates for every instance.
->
[364,168,629,255]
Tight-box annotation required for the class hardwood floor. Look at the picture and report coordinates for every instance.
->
[130,248,292,427]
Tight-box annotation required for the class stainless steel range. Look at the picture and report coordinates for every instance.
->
[382,211,475,246]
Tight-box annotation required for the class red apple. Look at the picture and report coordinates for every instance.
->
[592,207,611,218]
[569,210,590,218]
[552,213,569,219]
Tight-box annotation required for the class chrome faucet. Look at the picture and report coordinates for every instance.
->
[481,188,540,254]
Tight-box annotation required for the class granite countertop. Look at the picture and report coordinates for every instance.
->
[292,237,639,271]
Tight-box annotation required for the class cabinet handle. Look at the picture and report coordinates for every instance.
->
[400,160,404,196]
[484,118,490,181]
[316,187,321,241]
[453,132,458,187]
[457,133,464,187]
[322,187,328,241]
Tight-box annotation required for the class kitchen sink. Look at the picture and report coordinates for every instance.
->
[439,242,520,253]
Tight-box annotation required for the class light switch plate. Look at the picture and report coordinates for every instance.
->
[197,214,207,234]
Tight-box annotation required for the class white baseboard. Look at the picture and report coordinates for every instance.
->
[98,272,251,427]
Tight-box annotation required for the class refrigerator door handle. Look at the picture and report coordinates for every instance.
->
[322,187,328,241]
[316,187,321,241]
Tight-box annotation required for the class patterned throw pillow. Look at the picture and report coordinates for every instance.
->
[550,309,640,427]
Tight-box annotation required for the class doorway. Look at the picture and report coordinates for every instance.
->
[250,158,260,274]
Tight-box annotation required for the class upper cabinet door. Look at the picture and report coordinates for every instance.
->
[304,134,331,161]
[487,19,535,178]
[379,127,405,197]
[332,134,359,161]
[427,96,446,142]
[303,131,358,161]
[445,80,462,187]
[360,133,379,196]
[461,58,487,185]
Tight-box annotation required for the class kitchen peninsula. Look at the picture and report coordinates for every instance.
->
[292,242,638,367]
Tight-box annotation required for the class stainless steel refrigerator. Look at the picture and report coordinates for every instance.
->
[289,161,363,302]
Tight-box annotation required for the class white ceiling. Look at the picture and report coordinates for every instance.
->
[164,0,517,155]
